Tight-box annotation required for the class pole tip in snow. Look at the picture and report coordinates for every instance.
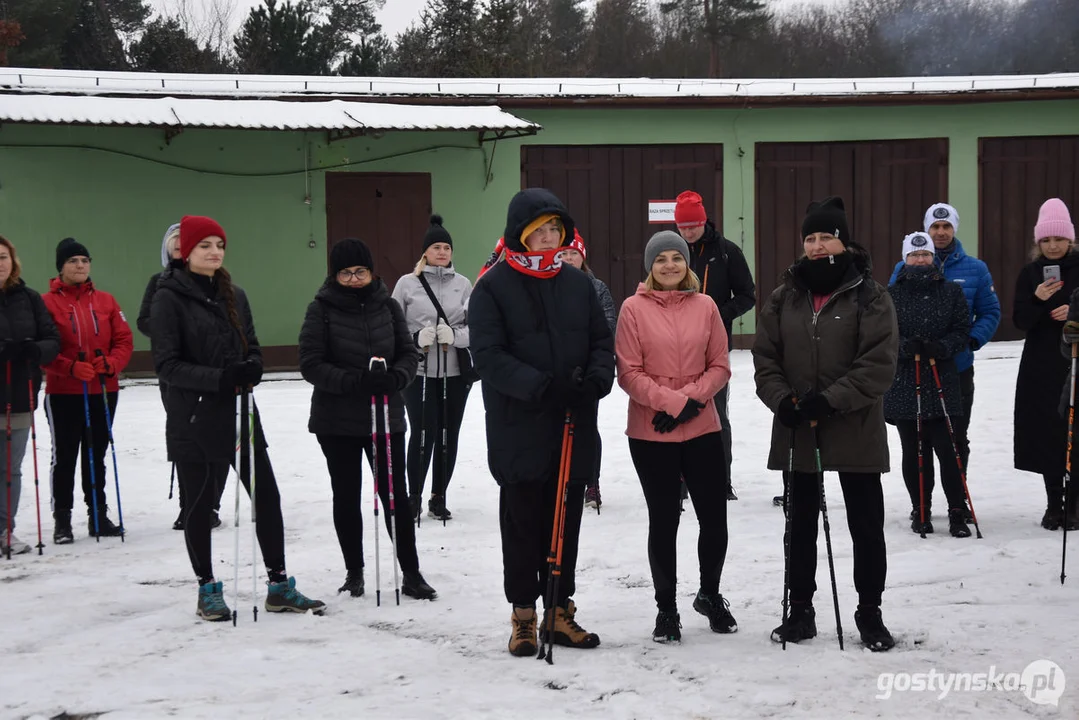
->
[253,607,258,622]
[232,611,237,627]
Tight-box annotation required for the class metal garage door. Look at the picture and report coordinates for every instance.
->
[980,136,1079,341]
[521,144,723,303]
[756,139,949,307]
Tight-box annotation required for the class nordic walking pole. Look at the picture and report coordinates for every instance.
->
[383,390,401,606]
[233,390,243,627]
[79,352,100,542]
[915,355,927,539]
[1062,344,1076,584]
[94,350,124,541]
[416,351,428,528]
[26,361,44,555]
[811,421,843,650]
[248,390,258,622]
[4,360,12,560]
[928,358,982,539]
[168,462,176,500]
[441,344,450,527]
[369,357,384,607]
[781,424,796,650]
[538,409,575,665]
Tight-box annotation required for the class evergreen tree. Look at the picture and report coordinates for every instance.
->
[61,0,129,70]
[589,0,655,77]
[428,0,479,76]
[477,0,521,76]
[233,0,334,74]
[130,16,229,72]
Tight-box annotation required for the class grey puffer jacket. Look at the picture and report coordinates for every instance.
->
[588,272,618,337]
[392,264,472,378]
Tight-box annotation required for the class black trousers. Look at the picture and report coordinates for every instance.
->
[955,367,974,473]
[404,375,471,498]
[500,477,585,608]
[158,380,225,513]
[786,471,887,608]
[629,432,729,611]
[715,383,733,490]
[318,432,420,574]
[176,441,285,586]
[896,419,966,510]
[45,392,118,514]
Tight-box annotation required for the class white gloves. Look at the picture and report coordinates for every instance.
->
[417,325,437,349]
[436,320,454,346]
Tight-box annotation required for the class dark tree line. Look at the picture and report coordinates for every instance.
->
[1,0,1076,77]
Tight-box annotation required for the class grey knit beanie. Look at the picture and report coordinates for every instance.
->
[644,230,690,272]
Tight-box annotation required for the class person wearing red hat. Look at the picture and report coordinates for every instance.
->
[559,229,617,513]
[151,214,325,621]
[42,236,133,543]
[673,190,755,501]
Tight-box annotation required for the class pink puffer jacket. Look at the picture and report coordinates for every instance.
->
[616,283,731,442]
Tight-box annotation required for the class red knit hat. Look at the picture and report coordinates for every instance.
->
[179,215,227,261]
[568,228,587,257]
[674,191,707,229]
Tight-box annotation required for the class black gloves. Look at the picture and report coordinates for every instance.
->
[544,368,592,409]
[20,340,41,364]
[220,359,262,394]
[360,365,398,397]
[652,399,705,434]
[777,396,802,429]
[237,358,263,388]
[901,338,925,358]
[922,340,949,360]
[798,392,834,422]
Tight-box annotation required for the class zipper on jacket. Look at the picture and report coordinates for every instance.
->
[807,276,864,393]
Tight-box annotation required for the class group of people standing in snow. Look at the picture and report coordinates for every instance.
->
[2,183,1077,656]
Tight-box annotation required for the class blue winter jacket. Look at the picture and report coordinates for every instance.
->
[889,238,1001,373]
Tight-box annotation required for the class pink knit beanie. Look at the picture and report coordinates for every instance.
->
[1034,198,1075,243]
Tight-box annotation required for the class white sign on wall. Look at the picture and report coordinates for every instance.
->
[648,199,677,224]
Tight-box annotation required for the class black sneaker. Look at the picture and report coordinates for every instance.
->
[53,511,74,545]
[773,495,784,507]
[693,590,738,633]
[428,495,452,522]
[652,610,681,643]
[948,508,971,538]
[402,571,437,600]
[855,606,895,651]
[909,507,933,535]
[172,511,184,531]
[88,509,124,538]
[210,511,222,529]
[338,570,364,597]
[962,505,974,523]
[771,604,817,644]
[411,495,422,524]
[727,485,738,501]
[1042,506,1063,530]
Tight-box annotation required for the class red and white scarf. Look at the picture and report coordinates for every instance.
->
[505,247,564,279]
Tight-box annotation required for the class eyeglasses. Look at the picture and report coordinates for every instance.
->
[337,268,371,281]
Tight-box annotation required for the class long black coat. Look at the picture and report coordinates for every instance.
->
[136,271,163,338]
[150,267,265,463]
[884,266,970,422]
[0,280,61,413]
[689,221,757,349]
[469,188,616,486]
[298,278,418,436]
[1013,252,1079,473]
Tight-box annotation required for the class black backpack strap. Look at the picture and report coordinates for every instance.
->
[417,273,450,325]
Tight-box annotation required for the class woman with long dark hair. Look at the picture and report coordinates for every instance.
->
[152,215,324,621]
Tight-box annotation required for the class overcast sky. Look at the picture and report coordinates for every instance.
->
[149,0,830,43]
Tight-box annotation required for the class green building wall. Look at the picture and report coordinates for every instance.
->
[2,97,1077,356]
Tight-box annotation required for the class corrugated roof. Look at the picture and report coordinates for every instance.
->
[1,67,1078,100]
[0,93,539,133]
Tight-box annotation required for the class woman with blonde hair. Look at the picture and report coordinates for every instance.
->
[392,215,474,523]
[616,230,735,643]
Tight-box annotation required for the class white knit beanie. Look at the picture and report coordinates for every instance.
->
[923,203,960,234]
[902,232,935,260]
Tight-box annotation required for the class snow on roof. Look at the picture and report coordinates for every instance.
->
[0,92,538,133]
[1,67,1078,101]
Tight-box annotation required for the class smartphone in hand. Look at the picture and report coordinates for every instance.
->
[1044,264,1062,284]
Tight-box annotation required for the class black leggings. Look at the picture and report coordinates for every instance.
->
[896,419,967,511]
[404,375,471,498]
[175,441,286,587]
[317,432,420,574]
[629,432,728,611]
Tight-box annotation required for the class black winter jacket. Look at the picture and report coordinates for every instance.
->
[150,267,265,463]
[588,273,618,337]
[136,271,163,338]
[689,221,756,348]
[299,278,418,436]
[1014,252,1079,473]
[469,188,616,486]
[883,265,970,423]
[0,281,61,413]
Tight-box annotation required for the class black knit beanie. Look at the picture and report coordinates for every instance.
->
[801,197,851,246]
[330,238,374,275]
[423,214,453,251]
[56,237,91,272]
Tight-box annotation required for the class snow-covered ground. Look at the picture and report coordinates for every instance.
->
[3,342,1076,719]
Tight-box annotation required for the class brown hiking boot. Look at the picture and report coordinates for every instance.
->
[509,606,538,657]
[541,600,600,649]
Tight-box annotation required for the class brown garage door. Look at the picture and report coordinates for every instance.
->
[325,172,432,292]
[756,139,948,307]
[980,136,1079,342]
[521,145,722,303]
